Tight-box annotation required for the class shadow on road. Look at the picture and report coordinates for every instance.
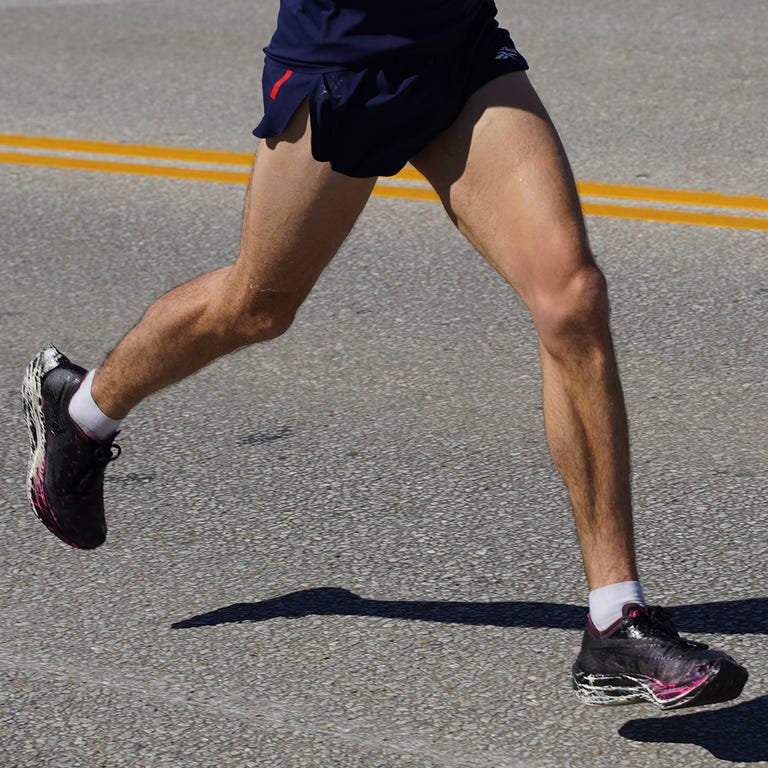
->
[171,587,768,634]
[619,695,768,763]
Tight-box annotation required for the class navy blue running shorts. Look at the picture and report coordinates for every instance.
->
[253,4,528,178]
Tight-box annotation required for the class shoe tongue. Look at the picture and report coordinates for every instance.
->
[621,604,684,641]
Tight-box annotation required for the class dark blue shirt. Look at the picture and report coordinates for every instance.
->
[265,0,497,68]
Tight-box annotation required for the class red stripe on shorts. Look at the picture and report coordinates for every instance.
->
[270,69,294,100]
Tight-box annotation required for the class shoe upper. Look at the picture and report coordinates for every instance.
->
[576,604,736,684]
[34,357,119,548]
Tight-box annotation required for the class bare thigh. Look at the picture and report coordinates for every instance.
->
[411,71,593,314]
[90,102,376,416]
[230,101,377,317]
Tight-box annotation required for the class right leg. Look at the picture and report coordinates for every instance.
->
[22,102,374,548]
[93,102,376,418]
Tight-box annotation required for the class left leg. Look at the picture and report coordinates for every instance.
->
[412,72,635,590]
[412,72,748,709]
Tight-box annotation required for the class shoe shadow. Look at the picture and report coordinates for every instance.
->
[170,587,768,634]
[669,599,768,635]
[619,695,768,763]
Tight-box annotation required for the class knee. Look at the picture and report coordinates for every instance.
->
[214,289,299,348]
[529,264,611,357]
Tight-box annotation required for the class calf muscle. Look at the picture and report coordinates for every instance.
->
[91,104,375,419]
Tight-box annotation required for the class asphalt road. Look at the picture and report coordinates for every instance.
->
[1,1,766,767]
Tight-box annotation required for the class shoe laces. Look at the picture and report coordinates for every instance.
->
[643,605,708,649]
[74,440,121,495]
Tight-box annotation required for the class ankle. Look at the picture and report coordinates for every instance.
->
[68,370,123,441]
[588,580,645,632]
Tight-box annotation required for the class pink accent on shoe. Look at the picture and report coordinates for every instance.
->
[651,671,712,702]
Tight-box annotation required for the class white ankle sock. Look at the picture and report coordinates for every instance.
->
[588,580,646,632]
[68,370,122,441]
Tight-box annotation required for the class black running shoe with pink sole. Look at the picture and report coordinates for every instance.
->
[22,345,120,549]
[572,604,748,710]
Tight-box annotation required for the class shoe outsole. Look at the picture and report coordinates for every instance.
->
[572,657,748,710]
[21,345,71,541]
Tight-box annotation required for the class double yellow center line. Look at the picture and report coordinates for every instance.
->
[1,133,766,231]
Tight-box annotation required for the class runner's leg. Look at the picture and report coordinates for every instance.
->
[412,72,636,590]
[92,102,376,418]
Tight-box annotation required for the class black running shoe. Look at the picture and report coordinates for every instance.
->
[572,604,748,710]
[22,345,120,549]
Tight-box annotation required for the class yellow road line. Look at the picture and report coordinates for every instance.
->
[0,133,252,166]
[577,181,768,213]
[374,183,768,231]
[0,151,250,184]
[394,168,768,213]
[581,202,768,232]
[372,184,440,203]
[2,133,766,231]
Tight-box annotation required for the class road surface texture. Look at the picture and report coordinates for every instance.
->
[1,1,766,766]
